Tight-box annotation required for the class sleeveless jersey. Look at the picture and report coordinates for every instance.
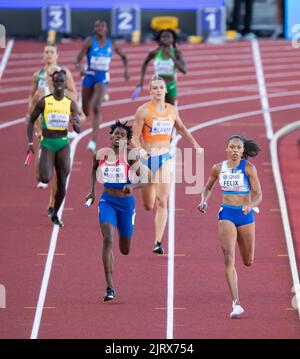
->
[142,101,175,142]
[99,149,131,189]
[153,47,176,77]
[219,159,251,195]
[41,94,71,131]
[87,35,113,72]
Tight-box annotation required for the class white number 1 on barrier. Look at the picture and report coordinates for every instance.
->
[206,13,216,31]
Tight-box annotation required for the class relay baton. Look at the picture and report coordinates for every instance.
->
[24,152,33,166]
[84,198,93,208]
[131,86,141,101]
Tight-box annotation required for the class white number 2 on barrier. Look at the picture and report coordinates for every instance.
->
[118,12,133,31]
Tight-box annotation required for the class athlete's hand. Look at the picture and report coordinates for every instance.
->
[27,143,34,154]
[77,65,86,77]
[197,200,208,213]
[137,148,148,160]
[123,185,133,194]
[85,192,95,205]
[242,205,252,215]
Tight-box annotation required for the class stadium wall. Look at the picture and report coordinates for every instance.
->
[0,9,195,40]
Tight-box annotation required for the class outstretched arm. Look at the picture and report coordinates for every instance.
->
[27,98,45,153]
[168,48,187,74]
[113,42,129,80]
[75,37,92,76]
[70,101,80,133]
[137,49,157,88]
[243,163,262,214]
[173,107,203,152]
[27,71,38,118]
[131,105,148,156]
[86,154,99,204]
[198,164,220,213]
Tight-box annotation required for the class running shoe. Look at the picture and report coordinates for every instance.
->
[87,139,97,152]
[103,287,116,302]
[37,182,48,189]
[152,242,164,255]
[51,214,64,228]
[230,300,245,318]
[47,207,54,217]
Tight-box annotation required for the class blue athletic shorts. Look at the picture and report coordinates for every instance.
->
[98,192,136,238]
[82,70,109,88]
[218,203,255,227]
[141,152,172,175]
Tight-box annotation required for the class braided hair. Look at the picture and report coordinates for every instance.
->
[110,120,133,140]
[227,135,260,159]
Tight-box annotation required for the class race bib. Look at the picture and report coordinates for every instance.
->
[47,113,69,129]
[102,164,127,183]
[90,56,111,71]
[220,172,244,191]
[154,59,174,76]
[151,120,173,136]
[38,79,47,89]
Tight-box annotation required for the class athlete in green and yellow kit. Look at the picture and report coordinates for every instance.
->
[136,29,187,105]
[27,69,80,227]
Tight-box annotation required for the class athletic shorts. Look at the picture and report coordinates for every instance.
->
[218,203,255,228]
[165,80,177,99]
[40,136,70,153]
[82,70,110,88]
[141,152,172,175]
[98,192,136,238]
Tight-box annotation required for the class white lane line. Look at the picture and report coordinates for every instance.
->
[0,39,14,80]
[0,98,27,108]
[0,117,25,129]
[270,121,300,318]
[3,75,300,113]
[3,89,300,132]
[252,39,274,140]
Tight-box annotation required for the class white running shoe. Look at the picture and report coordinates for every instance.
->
[37,182,48,189]
[230,300,245,318]
[87,140,97,152]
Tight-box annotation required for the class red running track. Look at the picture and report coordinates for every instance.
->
[0,39,299,339]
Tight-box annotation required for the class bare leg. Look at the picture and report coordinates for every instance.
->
[237,222,255,266]
[53,145,70,216]
[81,86,94,117]
[48,169,57,210]
[89,83,106,142]
[100,222,115,289]
[154,181,170,245]
[119,237,131,255]
[218,220,239,303]
[39,146,55,184]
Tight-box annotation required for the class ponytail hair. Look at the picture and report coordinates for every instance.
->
[227,135,260,159]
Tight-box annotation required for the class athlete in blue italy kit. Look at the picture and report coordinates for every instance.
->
[75,20,129,152]
[86,121,143,302]
[198,135,262,318]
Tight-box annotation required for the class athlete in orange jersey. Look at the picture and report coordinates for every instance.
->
[132,75,203,254]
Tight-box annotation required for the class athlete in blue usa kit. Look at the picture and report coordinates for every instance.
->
[86,121,143,302]
[75,19,129,152]
[198,135,262,319]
